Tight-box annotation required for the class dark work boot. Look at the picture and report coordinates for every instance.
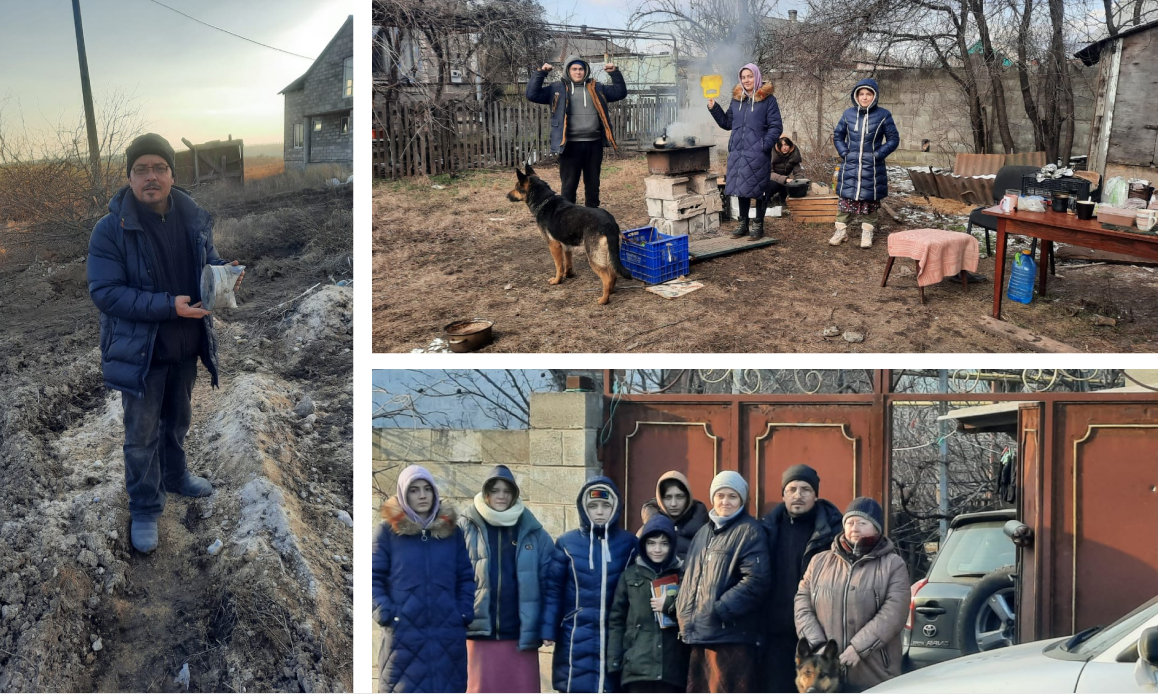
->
[750,220,765,240]
[731,217,750,239]
[169,472,213,497]
[131,519,159,554]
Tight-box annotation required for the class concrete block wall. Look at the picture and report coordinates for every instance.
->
[283,16,353,169]
[371,391,603,539]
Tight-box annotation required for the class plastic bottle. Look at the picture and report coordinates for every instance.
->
[832,166,840,191]
[1007,250,1037,304]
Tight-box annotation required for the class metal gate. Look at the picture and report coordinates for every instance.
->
[601,394,887,532]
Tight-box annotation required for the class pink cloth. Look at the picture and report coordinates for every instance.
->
[466,639,541,693]
[887,229,980,287]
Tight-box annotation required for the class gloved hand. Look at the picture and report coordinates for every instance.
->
[839,645,861,667]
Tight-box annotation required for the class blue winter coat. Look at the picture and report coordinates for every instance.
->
[541,476,637,693]
[373,497,476,693]
[525,56,627,155]
[834,78,900,201]
[87,186,225,397]
[459,499,554,651]
[675,508,771,646]
[710,82,783,199]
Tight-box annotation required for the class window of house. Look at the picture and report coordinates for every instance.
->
[314,120,322,132]
[340,116,350,135]
[343,57,353,98]
[293,123,303,149]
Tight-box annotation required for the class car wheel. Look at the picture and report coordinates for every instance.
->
[956,566,1016,654]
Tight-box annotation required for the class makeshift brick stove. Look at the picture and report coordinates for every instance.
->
[643,144,722,236]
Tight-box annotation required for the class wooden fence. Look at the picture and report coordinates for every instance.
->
[373,99,679,179]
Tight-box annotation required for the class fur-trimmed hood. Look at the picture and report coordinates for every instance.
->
[731,82,774,102]
[381,495,459,539]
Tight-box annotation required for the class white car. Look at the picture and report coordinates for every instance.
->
[869,595,1158,692]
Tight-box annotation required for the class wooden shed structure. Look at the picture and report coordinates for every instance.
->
[1076,20,1158,182]
[174,136,244,185]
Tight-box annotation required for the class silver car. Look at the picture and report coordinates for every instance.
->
[870,594,1158,692]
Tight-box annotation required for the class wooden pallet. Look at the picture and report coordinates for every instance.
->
[689,234,778,262]
[786,195,839,224]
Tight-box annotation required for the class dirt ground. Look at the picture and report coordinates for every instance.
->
[373,156,1158,352]
[0,179,354,691]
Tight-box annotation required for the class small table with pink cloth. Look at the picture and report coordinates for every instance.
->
[882,228,980,304]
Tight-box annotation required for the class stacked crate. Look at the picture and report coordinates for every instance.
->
[643,171,723,236]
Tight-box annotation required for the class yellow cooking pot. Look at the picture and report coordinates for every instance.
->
[700,74,723,99]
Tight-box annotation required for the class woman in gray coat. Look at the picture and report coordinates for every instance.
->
[458,465,554,693]
[794,497,910,692]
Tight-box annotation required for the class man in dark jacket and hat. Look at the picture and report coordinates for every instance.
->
[525,55,627,208]
[759,464,843,692]
[87,133,243,554]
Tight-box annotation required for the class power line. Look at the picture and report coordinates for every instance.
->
[143,0,316,60]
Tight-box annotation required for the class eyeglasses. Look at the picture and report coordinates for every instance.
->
[131,164,171,176]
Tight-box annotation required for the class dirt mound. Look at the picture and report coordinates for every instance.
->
[0,183,352,692]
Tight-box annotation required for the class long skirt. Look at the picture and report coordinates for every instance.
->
[466,639,540,693]
[687,644,759,693]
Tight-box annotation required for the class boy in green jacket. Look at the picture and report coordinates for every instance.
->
[608,515,689,692]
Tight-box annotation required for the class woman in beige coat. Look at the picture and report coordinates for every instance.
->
[794,497,910,692]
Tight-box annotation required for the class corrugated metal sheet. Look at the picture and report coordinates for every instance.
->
[908,169,942,197]
[1005,151,1047,168]
[954,153,1007,177]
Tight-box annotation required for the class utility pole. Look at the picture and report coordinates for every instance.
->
[938,369,950,541]
[71,0,103,202]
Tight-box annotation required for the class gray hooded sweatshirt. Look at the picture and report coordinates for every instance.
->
[564,56,601,142]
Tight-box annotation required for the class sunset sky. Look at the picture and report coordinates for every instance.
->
[0,0,351,152]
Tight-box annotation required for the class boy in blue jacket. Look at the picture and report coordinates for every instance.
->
[830,78,900,249]
[541,477,636,692]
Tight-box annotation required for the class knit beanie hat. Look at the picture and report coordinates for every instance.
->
[586,483,614,504]
[709,470,749,501]
[843,496,884,534]
[125,133,176,178]
[781,464,820,495]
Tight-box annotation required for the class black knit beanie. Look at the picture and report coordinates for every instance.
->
[781,464,820,495]
[125,133,176,178]
[843,496,884,534]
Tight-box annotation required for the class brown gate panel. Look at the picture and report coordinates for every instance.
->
[1016,403,1045,642]
[603,403,735,532]
[742,404,879,518]
[1053,402,1158,635]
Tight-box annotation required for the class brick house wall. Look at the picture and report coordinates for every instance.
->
[282,15,353,169]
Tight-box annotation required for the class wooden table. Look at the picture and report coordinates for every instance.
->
[984,205,1158,319]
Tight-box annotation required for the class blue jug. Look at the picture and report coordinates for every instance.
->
[1007,250,1036,304]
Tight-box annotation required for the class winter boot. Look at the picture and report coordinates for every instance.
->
[731,217,750,239]
[131,519,159,554]
[750,220,764,240]
[829,222,848,246]
[860,223,875,248]
[169,472,213,497]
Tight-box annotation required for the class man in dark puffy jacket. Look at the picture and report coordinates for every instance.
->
[87,133,242,554]
[525,54,627,208]
[759,464,843,692]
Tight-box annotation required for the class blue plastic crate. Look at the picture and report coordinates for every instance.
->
[619,226,689,284]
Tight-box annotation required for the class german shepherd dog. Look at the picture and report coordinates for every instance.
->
[506,165,632,305]
[796,638,843,693]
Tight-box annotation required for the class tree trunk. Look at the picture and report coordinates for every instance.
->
[969,0,1016,153]
[1049,0,1074,163]
[1014,0,1046,152]
[952,1,988,152]
[1103,0,1118,35]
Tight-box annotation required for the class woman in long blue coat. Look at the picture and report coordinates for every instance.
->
[541,476,637,693]
[708,63,783,241]
[830,77,900,249]
[373,465,476,693]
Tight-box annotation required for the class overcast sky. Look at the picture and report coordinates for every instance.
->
[0,0,351,149]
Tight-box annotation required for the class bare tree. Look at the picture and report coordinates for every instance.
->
[0,88,145,236]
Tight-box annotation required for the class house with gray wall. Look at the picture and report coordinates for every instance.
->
[281,15,353,170]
